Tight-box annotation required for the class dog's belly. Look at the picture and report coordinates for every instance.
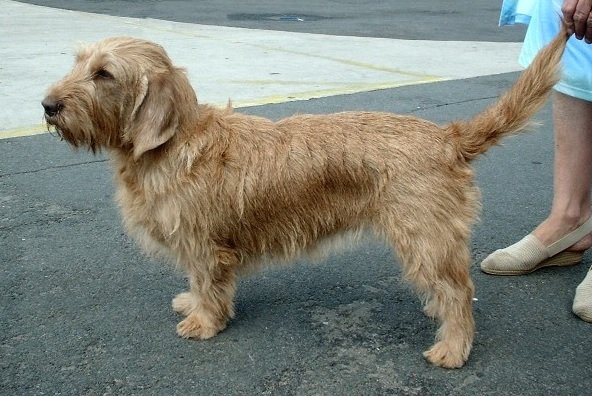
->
[222,177,380,264]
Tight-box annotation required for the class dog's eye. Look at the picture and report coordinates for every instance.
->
[94,69,114,80]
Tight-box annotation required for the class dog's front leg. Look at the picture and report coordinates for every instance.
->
[172,256,237,340]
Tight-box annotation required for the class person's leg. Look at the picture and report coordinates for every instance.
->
[532,91,592,251]
[480,92,592,276]
[545,92,592,323]
[480,91,592,321]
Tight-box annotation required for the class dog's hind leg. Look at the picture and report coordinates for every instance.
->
[174,249,238,340]
[386,220,475,369]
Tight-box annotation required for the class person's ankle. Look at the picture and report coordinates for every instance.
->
[533,213,591,249]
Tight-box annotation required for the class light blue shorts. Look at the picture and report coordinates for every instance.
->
[500,0,592,102]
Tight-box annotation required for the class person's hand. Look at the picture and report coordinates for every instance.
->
[562,0,592,43]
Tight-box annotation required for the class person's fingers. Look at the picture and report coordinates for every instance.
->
[573,0,592,39]
[586,12,592,43]
[562,0,579,35]
[573,10,589,38]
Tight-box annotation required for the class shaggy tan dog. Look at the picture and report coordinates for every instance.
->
[42,27,567,368]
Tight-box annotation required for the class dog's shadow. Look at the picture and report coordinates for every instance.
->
[224,240,437,363]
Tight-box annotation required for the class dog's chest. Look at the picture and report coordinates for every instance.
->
[113,164,189,253]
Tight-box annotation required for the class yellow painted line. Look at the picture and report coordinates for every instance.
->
[0,124,48,139]
[230,77,446,108]
[227,78,441,86]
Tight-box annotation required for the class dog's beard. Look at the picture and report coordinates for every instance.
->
[45,114,66,140]
[45,114,73,143]
[44,113,100,153]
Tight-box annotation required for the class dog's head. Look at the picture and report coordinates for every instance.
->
[42,37,198,159]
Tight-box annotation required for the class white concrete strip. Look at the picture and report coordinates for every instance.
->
[0,0,523,139]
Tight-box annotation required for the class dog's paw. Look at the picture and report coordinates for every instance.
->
[172,292,194,316]
[423,341,468,369]
[176,313,224,340]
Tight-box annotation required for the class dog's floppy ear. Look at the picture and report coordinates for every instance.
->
[127,72,179,159]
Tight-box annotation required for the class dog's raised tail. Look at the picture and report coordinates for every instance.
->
[448,23,570,161]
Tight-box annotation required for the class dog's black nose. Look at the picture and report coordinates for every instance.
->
[42,96,63,117]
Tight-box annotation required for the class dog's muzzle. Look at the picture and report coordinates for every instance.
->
[42,96,63,118]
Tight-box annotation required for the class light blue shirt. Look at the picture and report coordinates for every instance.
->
[499,0,537,25]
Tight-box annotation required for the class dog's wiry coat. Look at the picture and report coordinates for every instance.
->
[42,27,568,368]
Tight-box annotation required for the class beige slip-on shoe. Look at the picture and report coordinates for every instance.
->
[480,216,592,276]
[573,266,592,323]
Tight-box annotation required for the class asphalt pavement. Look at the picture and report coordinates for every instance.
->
[1,1,591,395]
